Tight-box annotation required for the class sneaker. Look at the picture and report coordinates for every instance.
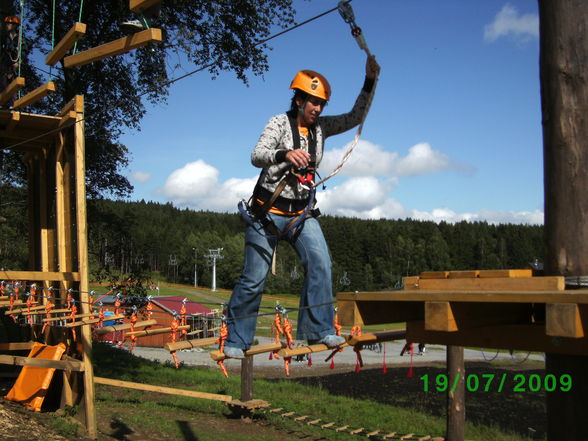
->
[120,19,145,32]
[223,346,245,359]
[308,334,345,348]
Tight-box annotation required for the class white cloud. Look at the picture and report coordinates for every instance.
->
[319,140,471,178]
[484,4,539,43]
[129,171,151,183]
[411,207,543,225]
[159,159,256,211]
[158,155,541,225]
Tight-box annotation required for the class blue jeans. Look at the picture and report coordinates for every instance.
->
[226,213,335,350]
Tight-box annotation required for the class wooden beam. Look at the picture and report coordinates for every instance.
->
[46,22,87,66]
[406,321,588,356]
[5,111,20,132]
[0,354,84,371]
[42,312,94,323]
[418,276,565,291]
[0,341,35,351]
[13,82,56,110]
[94,376,232,402]
[94,319,157,335]
[346,330,407,346]
[278,342,349,358]
[0,270,81,281]
[66,314,126,327]
[126,324,190,337]
[165,337,219,352]
[130,0,160,13]
[546,303,585,338]
[425,302,457,332]
[57,95,84,117]
[64,28,162,68]
[58,110,77,129]
[210,342,283,361]
[0,77,25,105]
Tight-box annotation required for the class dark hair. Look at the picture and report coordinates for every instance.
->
[289,89,309,113]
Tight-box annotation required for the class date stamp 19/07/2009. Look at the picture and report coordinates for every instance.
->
[420,373,572,393]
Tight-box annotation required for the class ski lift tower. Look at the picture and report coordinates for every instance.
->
[205,248,224,292]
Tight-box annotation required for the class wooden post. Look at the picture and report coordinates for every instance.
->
[539,1,588,440]
[240,356,253,402]
[446,346,465,441]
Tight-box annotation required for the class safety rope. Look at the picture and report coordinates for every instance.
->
[72,0,84,54]
[216,320,229,377]
[312,0,379,188]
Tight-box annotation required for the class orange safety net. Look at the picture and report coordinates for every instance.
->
[5,342,67,412]
[216,322,229,377]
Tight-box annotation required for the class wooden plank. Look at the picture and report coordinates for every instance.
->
[126,324,189,337]
[406,321,588,356]
[46,22,87,66]
[346,330,407,346]
[57,95,84,117]
[0,270,81,282]
[130,0,160,13]
[58,110,77,129]
[479,269,533,278]
[165,337,219,352]
[66,314,126,327]
[0,77,25,105]
[94,376,232,402]
[546,303,585,338]
[210,342,283,361]
[448,270,480,278]
[425,302,457,332]
[402,276,421,290]
[420,271,449,279]
[418,276,564,291]
[94,319,157,335]
[0,354,84,371]
[13,82,56,109]
[6,111,20,132]
[278,342,349,358]
[42,312,94,323]
[0,341,35,351]
[64,28,162,68]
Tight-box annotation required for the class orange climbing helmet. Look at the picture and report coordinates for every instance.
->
[4,16,20,24]
[289,70,331,101]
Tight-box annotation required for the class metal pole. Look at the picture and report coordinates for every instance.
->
[211,255,217,292]
[193,247,198,288]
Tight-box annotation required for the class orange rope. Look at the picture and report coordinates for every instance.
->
[216,322,229,377]
[97,307,105,328]
[283,317,295,376]
[180,301,187,336]
[146,300,153,319]
[351,325,363,373]
[70,304,78,342]
[114,297,121,316]
[66,291,73,310]
[26,285,36,325]
[129,312,138,352]
[41,298,54,334]
[8,282,18,322]
[270,313,283,360]
[170,316,180,368]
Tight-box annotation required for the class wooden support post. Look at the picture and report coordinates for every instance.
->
[63,28,162,68]
[540,1,588,440]
[446,346,465,441]
[13,82,56,109]
[46,22,87,66]
[0,77,25,105]
[240,356,253,402]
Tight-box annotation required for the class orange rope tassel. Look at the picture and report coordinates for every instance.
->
[129,313,138,352]
[270,313,283,360]
[180,301,187,337]
[216,322,229,377]
[170,317,180,368]
[8,282,18,322]
[283,317,294,376]
[41,299,54,334]
[146,299,153,319]
[70,304,78,341]
[26,286,36,325]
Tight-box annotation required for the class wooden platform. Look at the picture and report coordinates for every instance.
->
[337,270,588,355]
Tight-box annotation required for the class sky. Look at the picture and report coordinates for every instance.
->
[120,0,543,225]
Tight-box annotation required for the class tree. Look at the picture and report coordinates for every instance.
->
[2,0,297,198]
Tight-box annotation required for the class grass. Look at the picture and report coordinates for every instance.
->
[90,342,542,441]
